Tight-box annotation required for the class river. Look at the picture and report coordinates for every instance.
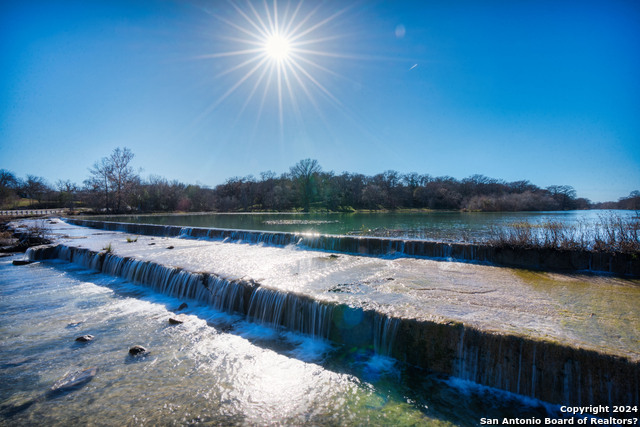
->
[0,255,559,426]
[1,217,638,425]
[94,209,635,242]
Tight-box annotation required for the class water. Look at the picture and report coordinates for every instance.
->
[94,210,635,242]
[37,219,640,361]
[0,256,562,426]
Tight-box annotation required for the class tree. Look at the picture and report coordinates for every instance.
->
[85,147,138,213]
[108,147,137,212]
[56,179,78,209]
[619,191,640,210]
[86,157,113,211]
[290,159,322,211]
[0,169,19,207]
[546,185,578,210]
[22,175,50,206]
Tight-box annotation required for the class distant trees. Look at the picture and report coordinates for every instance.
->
[5,153,637,214]
[0,170,60,208]
[615,191,640,211]
[202,164,596,213]
[546,185,578,210]
[56,180,78,209]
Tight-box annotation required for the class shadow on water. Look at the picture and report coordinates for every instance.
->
[1,367,98,418]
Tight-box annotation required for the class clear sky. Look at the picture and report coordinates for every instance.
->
[1,0,639,203]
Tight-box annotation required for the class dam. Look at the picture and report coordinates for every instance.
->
[6,217,640,423]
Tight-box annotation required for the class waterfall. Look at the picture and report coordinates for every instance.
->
[26,243,640,408]
[373,314,400,356]
[26,244,333,340]
[63,218,640,276]
[247,287,333,338]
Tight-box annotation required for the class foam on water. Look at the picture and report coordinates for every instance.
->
[281,331,334,363]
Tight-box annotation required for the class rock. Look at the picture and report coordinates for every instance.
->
[129,345,147,356]
[168,314,188,325]
[50,367,98,393]
[176,302,188,311]
[75,335,94,342]
[12,259,33,266]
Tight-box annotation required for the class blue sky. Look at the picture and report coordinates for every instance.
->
[1,0,639,203]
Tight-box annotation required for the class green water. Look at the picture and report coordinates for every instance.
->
[93,209,629,242]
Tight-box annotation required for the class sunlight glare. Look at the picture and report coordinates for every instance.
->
[265,34,291,60]
[199,1,354,133]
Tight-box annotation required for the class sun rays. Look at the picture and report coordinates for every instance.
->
[199,0,352,133]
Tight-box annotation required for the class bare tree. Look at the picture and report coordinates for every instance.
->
[546,185,577,210]
[0,169,19,207]
[108,147,137,212]
[85,147,138,212]
[290,159,321,211]
[56,179,78,209]
[86,157,113,212]
[23,175,49,206]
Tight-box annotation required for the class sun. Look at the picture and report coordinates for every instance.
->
[264,33,291,61]
[198,1,353,132]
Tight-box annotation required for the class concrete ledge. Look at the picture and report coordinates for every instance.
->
[64,218,640,277]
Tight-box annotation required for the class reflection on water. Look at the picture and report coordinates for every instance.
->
[95,210,633,242]
[0,257,561,426]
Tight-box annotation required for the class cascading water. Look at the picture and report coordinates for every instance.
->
[3,255,581,425]
[22,216,640,412]
[247,287,333,338]
[27,245,336,342]
[373,315,400,357]
[64,218,640,276]
[26,242,640,409]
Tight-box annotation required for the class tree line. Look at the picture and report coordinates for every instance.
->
[1,147,638,213]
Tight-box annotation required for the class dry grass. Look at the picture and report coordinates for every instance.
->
[487,214,640,253]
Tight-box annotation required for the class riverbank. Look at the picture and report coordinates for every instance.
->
[0,216,51,254]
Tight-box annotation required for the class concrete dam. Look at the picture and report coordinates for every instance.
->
[23,218,640,414]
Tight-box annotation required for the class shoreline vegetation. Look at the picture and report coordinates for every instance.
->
[488,216,640,254]
[1,147,638,257]
[1,148,638,214]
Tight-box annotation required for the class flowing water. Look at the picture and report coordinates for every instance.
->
[0,256,561,426]
[2,219,639,425]
[94,210,635,241]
